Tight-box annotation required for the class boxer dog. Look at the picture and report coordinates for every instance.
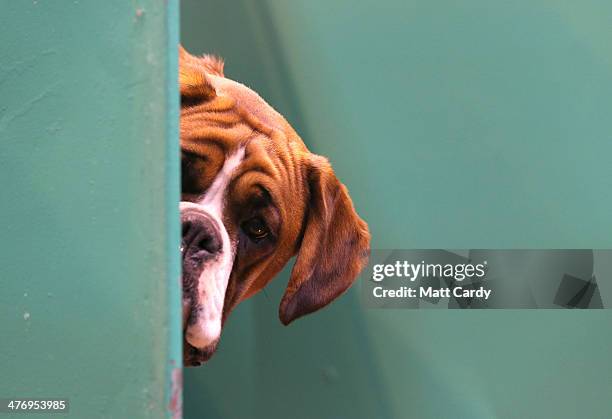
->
[179,46,370,366]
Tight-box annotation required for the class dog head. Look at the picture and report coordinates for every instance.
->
[179,46,370,366]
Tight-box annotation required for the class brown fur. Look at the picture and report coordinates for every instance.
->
[179,45,370,339]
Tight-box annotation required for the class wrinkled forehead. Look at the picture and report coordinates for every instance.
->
[180,81,310,221]
[209,74,299,137]
[180,73,305,151]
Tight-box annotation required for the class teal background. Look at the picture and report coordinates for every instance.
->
[182,1,612,418]
[0,1,181,418]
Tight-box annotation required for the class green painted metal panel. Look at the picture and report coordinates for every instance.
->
[0,2,181,418]
[182,1,612,418]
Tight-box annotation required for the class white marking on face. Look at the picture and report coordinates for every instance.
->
[199,147,245,219]
[182,146,245,349]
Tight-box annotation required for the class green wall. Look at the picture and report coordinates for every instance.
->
[182,1,612,418]
[0,2,181,418]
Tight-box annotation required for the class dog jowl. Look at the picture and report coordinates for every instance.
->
[179,46,370,366]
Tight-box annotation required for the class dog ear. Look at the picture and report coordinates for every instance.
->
[279,156,370,325]
[179,45,217,103]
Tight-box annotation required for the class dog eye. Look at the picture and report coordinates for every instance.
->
[241,217,269,242]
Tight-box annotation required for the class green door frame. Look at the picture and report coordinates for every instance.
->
[0,2,182,418]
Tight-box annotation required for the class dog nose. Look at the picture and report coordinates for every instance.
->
[181,212,222,258]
